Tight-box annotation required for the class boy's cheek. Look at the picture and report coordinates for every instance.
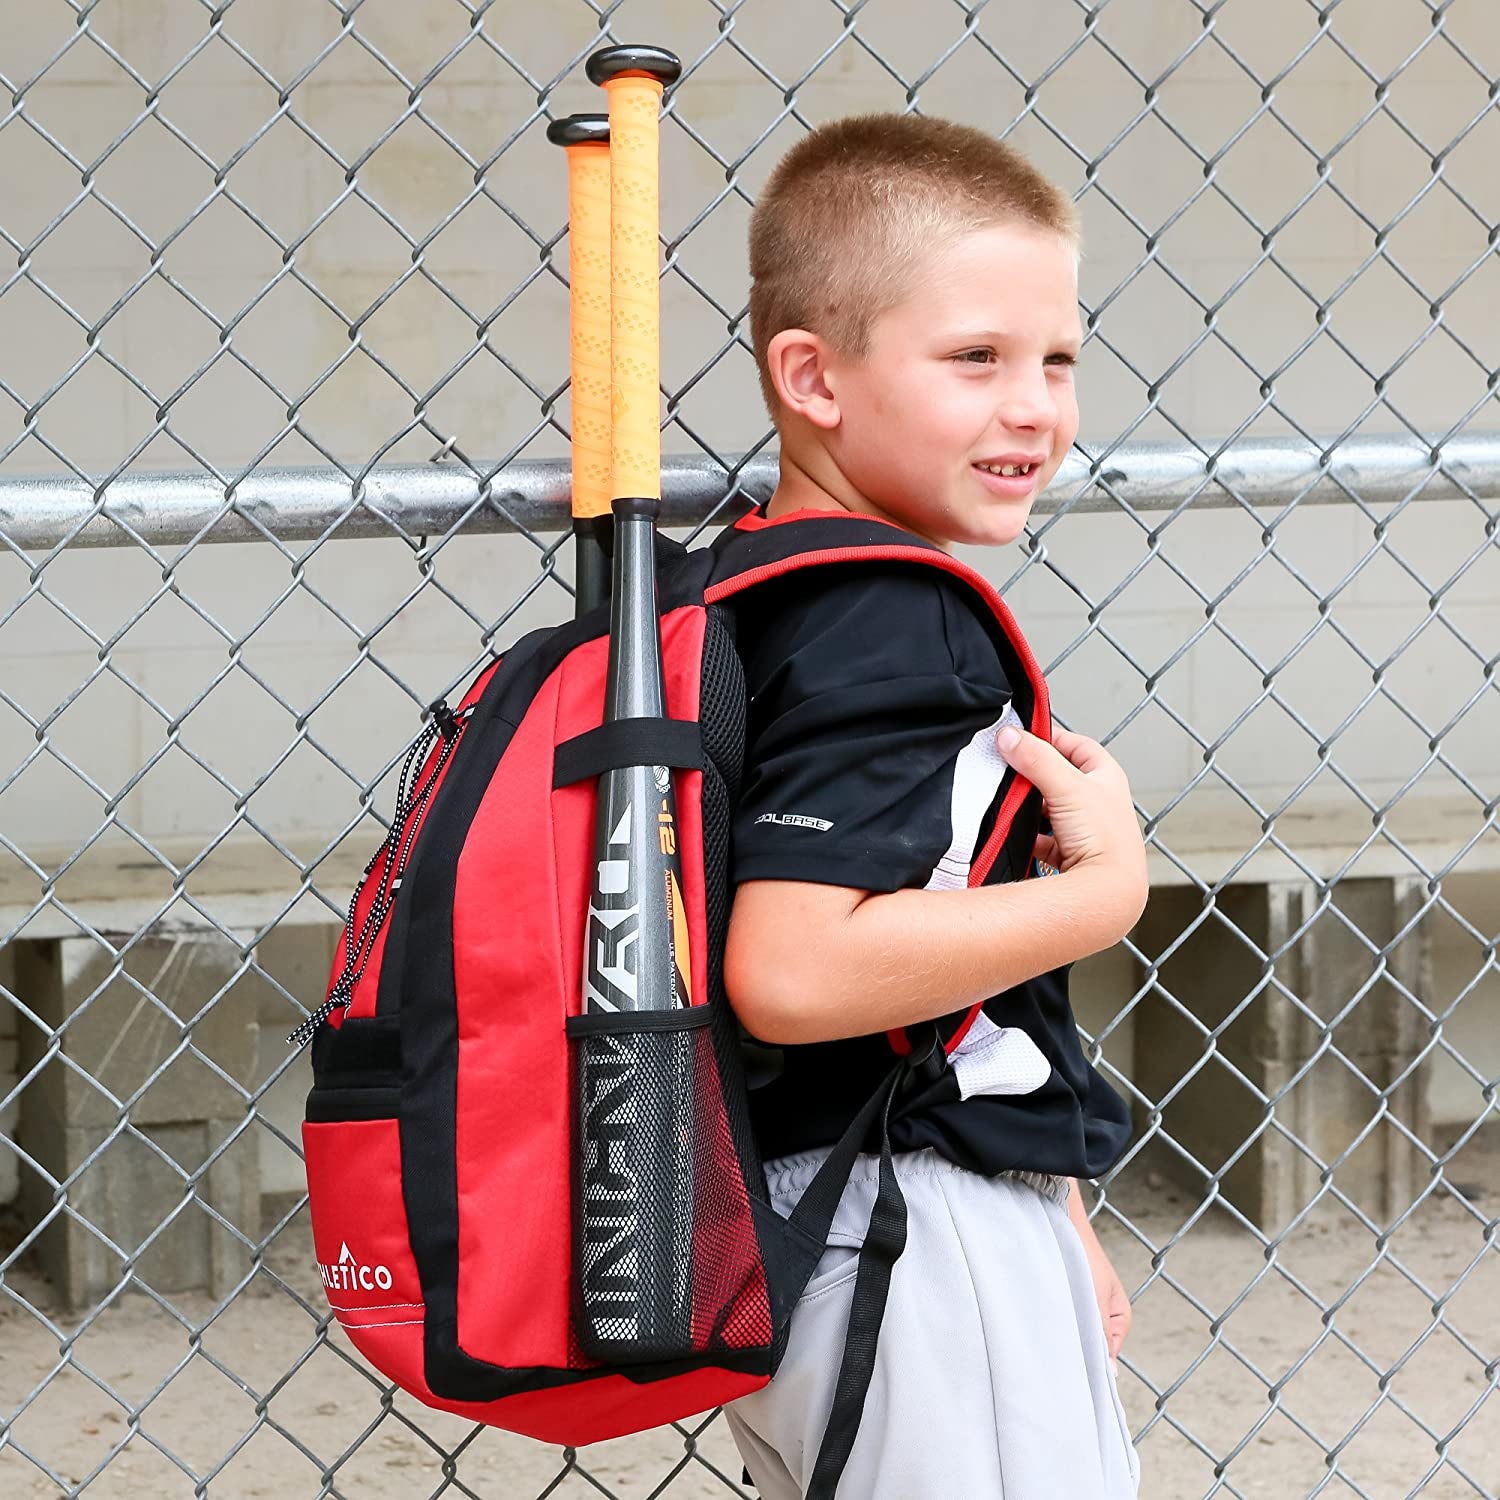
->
[1057,388,1081,445]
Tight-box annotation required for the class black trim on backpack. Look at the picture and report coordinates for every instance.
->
[306,1086,401,1122]
[373,623,557,1026]
[565,1006,711,1038]
[305,1016,405,1121]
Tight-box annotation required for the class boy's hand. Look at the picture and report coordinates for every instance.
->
[1067,1179,1132,1372]
[997,723,1148,937]
[1084,1234,1132,1372]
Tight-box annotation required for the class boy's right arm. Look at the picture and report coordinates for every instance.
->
[726,721,1148,1046]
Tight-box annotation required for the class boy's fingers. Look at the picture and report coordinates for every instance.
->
[999,724,1093,782]
[997,724,1058,768]
[997,732,1069,804]
[1049,726,1112,774]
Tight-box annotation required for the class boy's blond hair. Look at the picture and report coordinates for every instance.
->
[748,113,1080,416]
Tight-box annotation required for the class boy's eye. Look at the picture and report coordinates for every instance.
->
[951,350,1078,367]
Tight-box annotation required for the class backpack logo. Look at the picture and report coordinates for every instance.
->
[755,812,834,831]
[319,1241,394,1294]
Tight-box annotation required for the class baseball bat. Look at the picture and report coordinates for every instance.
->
[573,42,691,1363]
[545,113,614,620]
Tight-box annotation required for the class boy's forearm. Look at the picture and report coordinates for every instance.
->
[751,867,1131,1045]
[1067,1178,1095,1240]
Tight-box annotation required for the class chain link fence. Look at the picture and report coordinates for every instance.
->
[1,0,1497,1495]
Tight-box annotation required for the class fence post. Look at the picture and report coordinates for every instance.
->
[1132,877,1433,1229]
[13,930,262,1306]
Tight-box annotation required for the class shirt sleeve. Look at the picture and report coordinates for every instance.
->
[730,565,1013,893]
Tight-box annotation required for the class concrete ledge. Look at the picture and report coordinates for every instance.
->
[0,786,1489,948]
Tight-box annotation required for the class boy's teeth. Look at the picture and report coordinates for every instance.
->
[978,462,1034,476]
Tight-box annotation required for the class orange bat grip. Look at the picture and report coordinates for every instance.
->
[564,142,612,521]
[601,73,664,502]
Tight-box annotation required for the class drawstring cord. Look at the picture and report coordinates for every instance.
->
[287,700,472,1049]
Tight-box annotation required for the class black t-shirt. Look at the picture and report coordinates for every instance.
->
[726,557,1132,1181]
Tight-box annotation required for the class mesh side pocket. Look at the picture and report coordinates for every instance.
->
[567,1005,771,1366]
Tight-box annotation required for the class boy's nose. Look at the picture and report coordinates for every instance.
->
[997,375,1059,434]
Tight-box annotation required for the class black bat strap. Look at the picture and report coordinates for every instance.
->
[552,717,703,789]
[787,1024,944,1500]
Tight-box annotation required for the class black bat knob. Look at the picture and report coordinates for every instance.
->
[545,113,611,148]
[584,44,683,89]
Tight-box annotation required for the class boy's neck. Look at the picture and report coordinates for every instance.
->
[763,446,953,552]
[762,447,854,520]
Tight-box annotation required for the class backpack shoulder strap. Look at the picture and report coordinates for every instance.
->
[706,512,1048,726]
[706,506,945,587]
[705,510,1053,1060]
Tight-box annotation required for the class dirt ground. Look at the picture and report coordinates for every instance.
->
[1,1141,1495,1499]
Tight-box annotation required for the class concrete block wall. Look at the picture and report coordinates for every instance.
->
[2,2,1493,865]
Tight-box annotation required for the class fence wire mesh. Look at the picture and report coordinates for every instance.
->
[0,0,1497,1496]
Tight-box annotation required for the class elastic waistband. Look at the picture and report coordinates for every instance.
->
[762,1144,1070,1209]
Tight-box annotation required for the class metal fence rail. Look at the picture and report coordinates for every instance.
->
[0,0,1496,1497]
[3,431,1500,552]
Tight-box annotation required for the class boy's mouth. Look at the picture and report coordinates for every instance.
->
[973,459,1042,478]
[972,459,1043,496]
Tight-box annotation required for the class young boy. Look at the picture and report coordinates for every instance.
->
[718,114,1149,1497]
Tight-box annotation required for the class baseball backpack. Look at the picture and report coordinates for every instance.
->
[290,505,1052,1498]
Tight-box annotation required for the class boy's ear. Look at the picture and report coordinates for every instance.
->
[765,328,840,431]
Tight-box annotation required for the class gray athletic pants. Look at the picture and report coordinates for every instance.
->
[724,1145,1142,1498]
